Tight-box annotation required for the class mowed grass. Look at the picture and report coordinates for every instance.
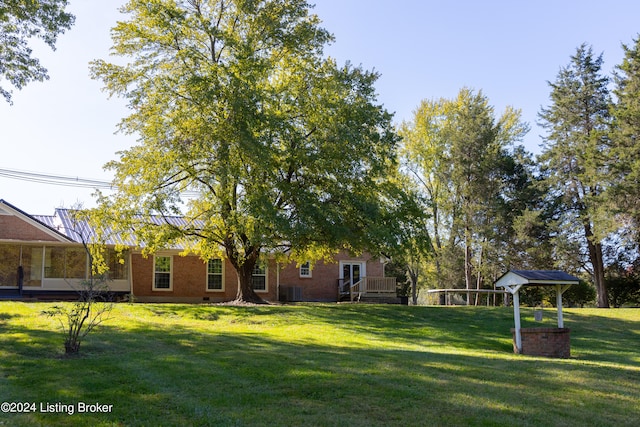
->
[0,302,639,426]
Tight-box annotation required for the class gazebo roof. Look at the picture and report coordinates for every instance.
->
[495,270,580,288]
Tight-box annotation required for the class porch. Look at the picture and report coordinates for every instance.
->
[338,277,398,302]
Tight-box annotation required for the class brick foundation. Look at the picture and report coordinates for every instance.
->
[511,327,571,358]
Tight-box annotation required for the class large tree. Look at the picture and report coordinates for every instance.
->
[538,44,613,308]
[399,98,450,290]
[0,0,75,103]
[612,35,640,253]
[90,0,399,303]
[401,89,529,304]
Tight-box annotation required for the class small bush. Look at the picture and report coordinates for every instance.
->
[607,273,640,308]
[563,280,596,307]
[42,276,113,354]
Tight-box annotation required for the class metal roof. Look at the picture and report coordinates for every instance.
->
[3,200,222,252]
[34,209,124,245]
[7,202,196,248]
[51,209,199,248]
[495,270,581,288]
[510,270,580,283]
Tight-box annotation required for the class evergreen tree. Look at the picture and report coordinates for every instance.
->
[612,35,640,254]
[538,44,613,307]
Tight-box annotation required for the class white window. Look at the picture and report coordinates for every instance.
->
[207,259,224,291]
[299,261,311,278]
[154,256,172,290]
[252,263,267,292]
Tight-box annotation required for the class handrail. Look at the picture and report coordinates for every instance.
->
[339,277,397,301]
[350,277,396,301]
[350,279,363,302]
[364,277,397,293]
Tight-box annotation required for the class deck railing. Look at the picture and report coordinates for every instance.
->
[343,277,397,302]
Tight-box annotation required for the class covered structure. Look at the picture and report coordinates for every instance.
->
[495,270,580,358]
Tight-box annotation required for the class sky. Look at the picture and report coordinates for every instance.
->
[2,0,640,214]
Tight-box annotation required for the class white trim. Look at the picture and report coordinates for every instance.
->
[252,263,268,293]
[206,258,225,292]
[276,262,280,301]
[153,255,173,291]
[128,251,134,298]
[299,261,312,278]
[339,260,366,280]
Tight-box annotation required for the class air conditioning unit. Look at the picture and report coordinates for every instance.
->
[286,286,303,302]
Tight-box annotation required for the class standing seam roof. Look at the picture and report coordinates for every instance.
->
[510,270,580,282]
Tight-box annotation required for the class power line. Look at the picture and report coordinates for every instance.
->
[0,167,115,189]
[0,167,201,197]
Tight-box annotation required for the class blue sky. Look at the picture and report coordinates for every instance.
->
[2,0,640,214]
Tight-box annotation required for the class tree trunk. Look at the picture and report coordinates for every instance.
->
[588,240,608,308]
[474,245,483,306]
[408,264,419,305]
[234,260,266,304]
[432,203,444,289]
[226,243,266,304]
[584,222,609,308]
[464,225,473,305]
[65,340,80,354]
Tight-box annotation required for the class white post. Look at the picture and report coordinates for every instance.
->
[513,288,522,353]
[276,262,280,303]
[556,284,564,329]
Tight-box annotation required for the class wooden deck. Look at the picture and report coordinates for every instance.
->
[339,277,397,302]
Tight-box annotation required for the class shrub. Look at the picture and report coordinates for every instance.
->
[42,276,113,354]
[606,274,640,308]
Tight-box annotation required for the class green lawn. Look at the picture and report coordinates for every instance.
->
[0,302,638,426]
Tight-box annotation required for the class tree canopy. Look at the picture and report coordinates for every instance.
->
[538,44,613,308]
[90,0,401,302]
[400,88,531,304]
[612,35,640,252]
[0,0,75,103]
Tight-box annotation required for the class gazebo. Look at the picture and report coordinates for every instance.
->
[495,270,580,358]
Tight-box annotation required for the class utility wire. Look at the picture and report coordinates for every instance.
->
[0,167,116,189]
[0,167,201,197]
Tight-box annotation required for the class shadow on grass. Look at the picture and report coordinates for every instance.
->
[561,310,640,365]
[2,304,639,426]
[69,321,640,425]
[144,303,297,323]
[0,312,15,321]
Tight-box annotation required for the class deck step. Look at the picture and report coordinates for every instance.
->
[358,295,402,304]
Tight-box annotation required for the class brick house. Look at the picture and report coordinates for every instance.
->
[0,199,394,302]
